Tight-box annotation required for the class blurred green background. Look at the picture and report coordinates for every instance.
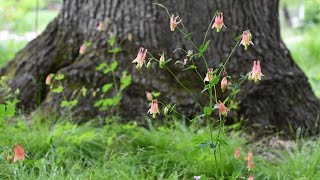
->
[0,0,319,96]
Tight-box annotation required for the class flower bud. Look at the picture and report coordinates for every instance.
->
[145,91,153,101]
[159,52,165,68]
[147,61,151,69]
[221,77,228,92]
[45,74,52,85]
[79,44,87,55]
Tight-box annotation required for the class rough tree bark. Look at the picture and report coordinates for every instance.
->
[1,0,319,136]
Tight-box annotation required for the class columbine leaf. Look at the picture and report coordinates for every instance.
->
[204,106,212,116]
[201,84,210,94]
[60,99,78,108]
[152,91,161,98]
[201,75,219,93]
[227,83,239,90]
[107,36,117,46]
[239,74,247,81]
[103,61,118,74]
[102,83,113,93]
[211,75,220,85]
[55,74,64,81]
[182,65,197,71]
[52,86,64,93]
[96,63,107,71]
[198,40,210,57]
[120,73,132,90]
[108,47,122,54]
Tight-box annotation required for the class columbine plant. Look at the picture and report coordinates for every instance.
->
[95,34,132,120]
[132,3,264,179]
[46,73,79,121]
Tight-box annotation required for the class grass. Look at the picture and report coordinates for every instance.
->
[1,114,320,179]
[0,10,58,67]
[282,24,320,97]
[0,40,28,67]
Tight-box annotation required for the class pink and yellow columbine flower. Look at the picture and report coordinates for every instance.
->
[204,68,214,82]
[250,60,264,83]
[212,12,226,32]
[248,174,254,180]
[240,30,253,51]
[97,21,105,31]
[234,148,240,159]
[132,47,147,69]
[244,151,254,171]
[170,15,181,31]
[148,99,160,118]
[244,151,253,162]
[216,100,229,116]
[79,44,87,55]
[247,160,254,171]
[45,74,52,85]
[221,76,228,92]
[14,143,26,162]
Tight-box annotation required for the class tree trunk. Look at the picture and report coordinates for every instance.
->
[1,0,319,137]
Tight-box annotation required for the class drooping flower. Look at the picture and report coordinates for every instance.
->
[170,14,181,31]
[221,76,228,92]
[216,100,229,116]
[159,52,165,68]
[240,30,253,51]
[204,68,214,82]
[79,44,87,55]
[132,47,148,69]
[14,143,26,162]
[248,174,254,180]
[234,148,240,159]
[148,99,160,118]
[194,176,201,180]
[45,74,52,85]
[97,21,105,31]
[244,151,253,162]
[145,91,153,101]
[247,160,254,171]
[212,12,226,32]
[250,60,264,83]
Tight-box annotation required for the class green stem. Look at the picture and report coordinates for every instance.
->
[191,59,205,84]
[147,53,203,111]
[216,114,224,177]
[111,54,120,117]
[202,13,216,45]
[164,65,203,111]
[209,119,218,178]
[59,81,73,121]
[218,41,240,75]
